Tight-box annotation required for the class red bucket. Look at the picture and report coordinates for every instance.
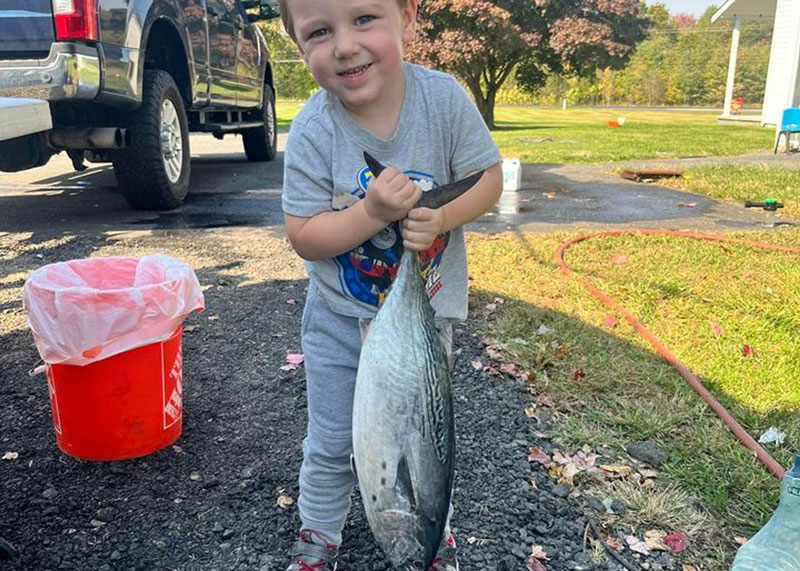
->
[45,328,184,461]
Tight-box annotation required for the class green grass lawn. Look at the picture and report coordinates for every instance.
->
[664,165,800,221]
[492,107,774,163]
[277,100,775,163]
[467,229,800,567]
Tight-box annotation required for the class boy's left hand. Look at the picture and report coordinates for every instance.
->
[402,207,445,252]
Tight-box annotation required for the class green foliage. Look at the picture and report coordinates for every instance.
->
[524,7,772,108]
[258,21,318,100]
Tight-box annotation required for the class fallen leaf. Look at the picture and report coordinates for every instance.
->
[664,532,688,553]
[603,315,618,329]
[485,341,504,360]
[543,192,557,199]
[528,447,552,467]
[2,452,19,461]
[678,202,697,208]
[207,315,219,321]
[470,360,483,370]
[570,368,585,380]
[526,556,548,571]
[485,302,498,312]
[611,253,629,265]
[711,322,723,337]
[561,462,580,484]
[733,536,748,546]
[286,353,304,365]
[277,491,294,509]
[500,363,517,375]
[286,298,298,305]
[600,464,633,477]
[184,324,199,332]
[529,544,549,560]
[553,343,569,359]
[524,404,537,418]
[683,565,698,571]
[537,324,552,335]
[644,529,668,551]
[625,535,651,555]
[742,344,755,358]
[639,468,659,479]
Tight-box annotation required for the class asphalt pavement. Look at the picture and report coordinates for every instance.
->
[0,132,785,239]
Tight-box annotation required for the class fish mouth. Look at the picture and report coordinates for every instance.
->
[338,63,372,77]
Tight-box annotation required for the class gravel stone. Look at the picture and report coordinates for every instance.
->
[626,441,669,467]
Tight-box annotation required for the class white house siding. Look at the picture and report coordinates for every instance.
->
[762,0,800,125]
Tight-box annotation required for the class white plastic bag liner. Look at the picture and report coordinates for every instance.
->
[23,255,205,366]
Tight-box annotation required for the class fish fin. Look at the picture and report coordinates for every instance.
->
[364,151,385,178]
[395,455,417,511]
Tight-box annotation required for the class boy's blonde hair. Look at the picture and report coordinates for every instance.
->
[279,0,409,43]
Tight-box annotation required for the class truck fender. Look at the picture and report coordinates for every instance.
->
[136,1,195,104]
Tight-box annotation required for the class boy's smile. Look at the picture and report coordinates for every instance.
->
[290,0,417,122]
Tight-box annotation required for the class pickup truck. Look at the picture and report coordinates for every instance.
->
[0,0,280,210]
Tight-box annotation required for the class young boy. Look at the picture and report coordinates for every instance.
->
[279,0,503,569]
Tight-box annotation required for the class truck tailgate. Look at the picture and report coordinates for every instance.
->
[0,98,52,141]
[0,0,55,58]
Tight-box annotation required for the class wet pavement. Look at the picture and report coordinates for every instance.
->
[0,133,793,237]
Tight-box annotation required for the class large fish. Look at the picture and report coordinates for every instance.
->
[351,153,482,569]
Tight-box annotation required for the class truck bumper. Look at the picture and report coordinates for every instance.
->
[0,98,52,142]
[0,42,100,101]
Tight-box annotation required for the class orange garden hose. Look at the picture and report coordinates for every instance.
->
[555,229,800,480]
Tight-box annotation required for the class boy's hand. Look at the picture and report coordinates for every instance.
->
[364,167,422,224]
[402,207,445,252]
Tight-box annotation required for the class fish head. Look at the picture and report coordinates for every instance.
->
[370,509,440,570]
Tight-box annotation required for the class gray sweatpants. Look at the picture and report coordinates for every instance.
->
[297,280,453,545]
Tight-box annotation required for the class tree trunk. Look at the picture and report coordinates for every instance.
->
[466,82,496,130]
[462,73,504,130]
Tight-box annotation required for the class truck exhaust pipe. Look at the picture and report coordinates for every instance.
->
[49,128,126,150]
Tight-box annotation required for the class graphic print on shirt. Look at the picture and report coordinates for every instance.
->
[333,166,449,306]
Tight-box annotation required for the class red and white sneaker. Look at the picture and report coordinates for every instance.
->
[286,529,338,571]
[428,533,459,571]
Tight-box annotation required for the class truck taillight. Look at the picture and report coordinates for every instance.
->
[52,0,98,41]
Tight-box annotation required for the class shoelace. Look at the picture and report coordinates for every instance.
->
[294,558,328,571]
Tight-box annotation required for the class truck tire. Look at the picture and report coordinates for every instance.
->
[242,84,277,162]
[113,70,190,210]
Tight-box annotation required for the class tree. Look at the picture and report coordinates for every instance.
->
[407,0,647,128]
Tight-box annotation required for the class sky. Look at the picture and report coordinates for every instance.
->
[650,0,714,17]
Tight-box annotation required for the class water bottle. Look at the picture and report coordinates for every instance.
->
[731,455,800,570]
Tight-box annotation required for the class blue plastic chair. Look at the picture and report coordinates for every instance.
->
[774,107,800,154]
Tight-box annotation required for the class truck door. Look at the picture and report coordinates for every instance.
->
[183,0,210,104]
[233,1,262,108]
[206,0,238,106]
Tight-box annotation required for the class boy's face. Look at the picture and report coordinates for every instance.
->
[290,0,417,114]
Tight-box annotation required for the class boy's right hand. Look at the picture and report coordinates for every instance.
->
[363,167,422,224]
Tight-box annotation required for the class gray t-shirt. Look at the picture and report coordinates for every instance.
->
[282,62,501,320]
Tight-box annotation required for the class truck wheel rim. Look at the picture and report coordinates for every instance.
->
[267,100,275,145]
[160,99,183,184]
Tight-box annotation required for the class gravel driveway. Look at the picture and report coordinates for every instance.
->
[0,228,628,571]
